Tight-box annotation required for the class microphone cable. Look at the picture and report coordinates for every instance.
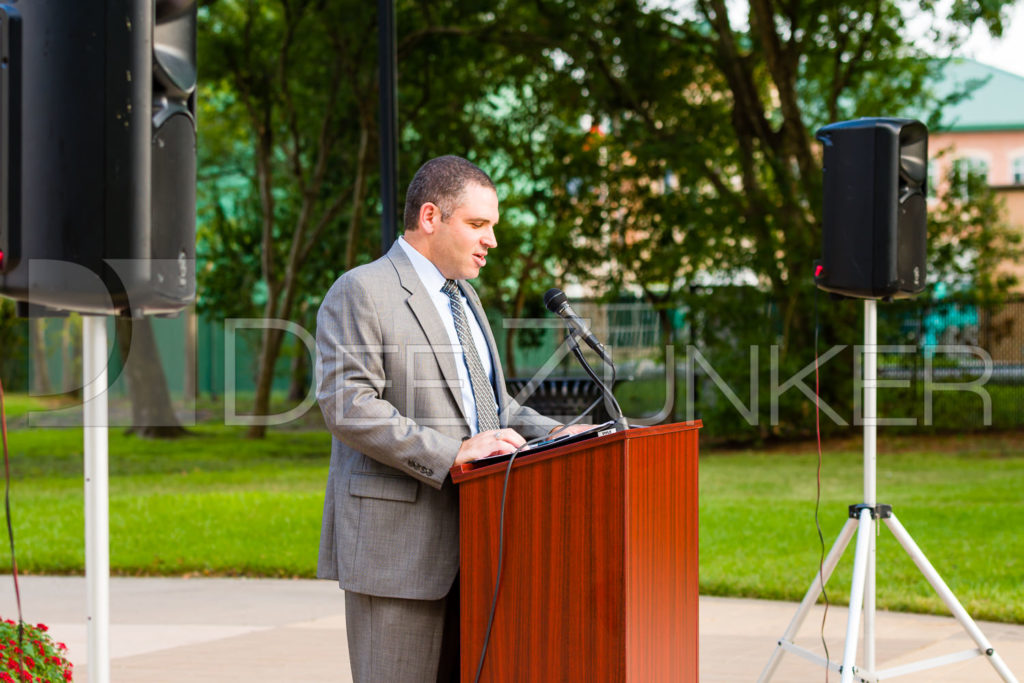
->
[472,386,597,683]
[1,374,27,674]
[813,285,832,680]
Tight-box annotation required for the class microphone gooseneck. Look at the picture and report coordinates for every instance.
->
[543,288,613,365]
[544,287,626,429]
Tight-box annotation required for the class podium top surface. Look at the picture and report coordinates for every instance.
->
[450,421,701,485]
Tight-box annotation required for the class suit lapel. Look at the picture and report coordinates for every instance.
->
[386,242,471,426]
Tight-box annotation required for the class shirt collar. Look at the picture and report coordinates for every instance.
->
[398,235,449,295]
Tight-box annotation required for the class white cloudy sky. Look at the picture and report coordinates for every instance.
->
[645,1,1024,78]
[960,2,1024,77]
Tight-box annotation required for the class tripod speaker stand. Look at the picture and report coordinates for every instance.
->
[758,299,1018,683]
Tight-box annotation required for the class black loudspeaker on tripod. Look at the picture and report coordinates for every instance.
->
[813,117,928,300]
[0,0,197,316]
[762,116,1019,682]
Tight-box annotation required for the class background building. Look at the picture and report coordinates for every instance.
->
[928,58,1024,287]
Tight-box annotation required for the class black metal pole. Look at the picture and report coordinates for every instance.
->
[377,0,398,251]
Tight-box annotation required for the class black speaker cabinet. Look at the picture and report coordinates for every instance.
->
[814,117,928,300]
[0,0,196,316]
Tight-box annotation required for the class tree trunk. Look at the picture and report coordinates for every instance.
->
[61,315,82,397]
[244,317,286,439]
[237,16,366,439]
[114,317,187,438]
[29,317,53,395]
[287,333,311,402]
[656,305,675,351]
[184,307,197,403]
[503,327,518,381]
[503,285,529,379]
[345,123,371,270]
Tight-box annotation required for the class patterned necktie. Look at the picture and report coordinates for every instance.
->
[441,279,500,432]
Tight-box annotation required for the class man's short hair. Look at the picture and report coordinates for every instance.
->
[403,155,496,232]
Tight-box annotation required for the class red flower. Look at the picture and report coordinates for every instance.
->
[34,624,48,632]
[56,642,67,651]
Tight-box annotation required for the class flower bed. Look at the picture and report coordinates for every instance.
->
[0,619,73,682]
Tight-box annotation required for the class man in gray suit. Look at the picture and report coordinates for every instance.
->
[315,155,573,682]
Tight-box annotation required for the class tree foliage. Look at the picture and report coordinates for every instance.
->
[486,0,1020,437]
[929,164,1023,301]
[195,0,1023,438]
[199,0,382,437]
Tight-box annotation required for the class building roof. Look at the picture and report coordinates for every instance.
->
[930,58,1024,132]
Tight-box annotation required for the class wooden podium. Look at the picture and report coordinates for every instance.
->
[451,422,701,682]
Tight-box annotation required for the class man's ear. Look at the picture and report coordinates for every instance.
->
[418,202,440,234]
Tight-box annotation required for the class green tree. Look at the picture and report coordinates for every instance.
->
[464,83,595,376]
[929,164,1022,300]
[0,300,27,392]
[195,0,1021,440]
[199,0,381,437]
[197,0,593,430]
[484,0,1020,436]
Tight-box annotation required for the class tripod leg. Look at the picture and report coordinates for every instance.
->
[840,508,875,683]
[758,517,859,683]
[884,514,1020,683]
[864,525,876,673]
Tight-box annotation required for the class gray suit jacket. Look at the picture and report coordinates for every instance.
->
[315,241,559,600]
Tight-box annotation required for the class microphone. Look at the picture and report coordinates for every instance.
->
[543,288,613,365]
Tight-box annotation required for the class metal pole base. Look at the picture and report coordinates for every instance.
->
[759,504,1019,683]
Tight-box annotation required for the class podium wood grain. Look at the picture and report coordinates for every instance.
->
[452,422,700,682]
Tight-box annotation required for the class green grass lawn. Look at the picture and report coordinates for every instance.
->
[1,396,1022,623]
[1,423,330,577]
[700,436,1024,623]
[2,393,62,421]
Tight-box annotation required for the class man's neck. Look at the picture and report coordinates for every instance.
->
[401,231,431,261]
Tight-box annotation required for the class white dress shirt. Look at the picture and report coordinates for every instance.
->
[397,236,496,435]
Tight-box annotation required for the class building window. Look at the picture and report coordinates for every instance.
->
[1012,156,1024,185]
[951,156,989,198]
[952,156,989,182]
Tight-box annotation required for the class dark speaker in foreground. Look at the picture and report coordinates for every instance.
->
[814,117,928,300]
[0,0,197,316]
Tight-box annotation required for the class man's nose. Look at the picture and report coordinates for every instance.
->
[482,226,497,248]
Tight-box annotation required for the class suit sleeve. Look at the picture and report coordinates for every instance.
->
[315,274,463,490]
[500,389,561,440]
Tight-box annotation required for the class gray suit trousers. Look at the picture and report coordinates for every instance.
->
[344,587,458,683]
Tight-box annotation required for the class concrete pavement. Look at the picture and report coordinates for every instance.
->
[2,576,1021,681]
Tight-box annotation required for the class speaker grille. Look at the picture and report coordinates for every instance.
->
[150,112,196,307]
[897,192,927,295]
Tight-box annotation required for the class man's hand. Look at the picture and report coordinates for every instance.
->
[455,428,527,465]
